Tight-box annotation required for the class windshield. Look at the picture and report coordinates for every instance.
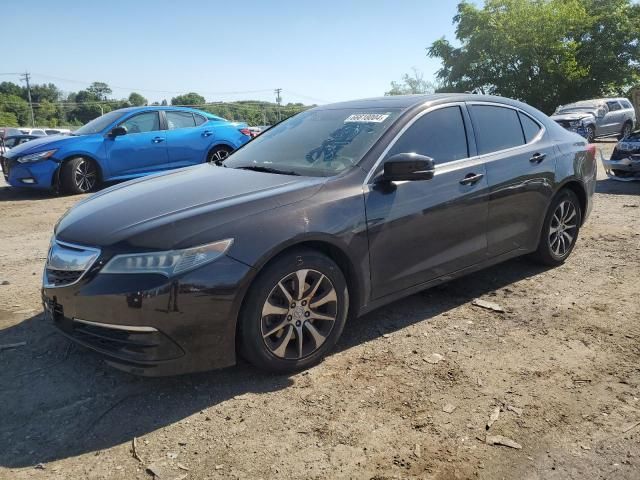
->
[224,107,401,177]
[74,110,125,135]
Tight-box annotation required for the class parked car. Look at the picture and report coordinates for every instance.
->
[18,128,47,136]
[1,106,251,193]
[0,127,23,139]
[602,131,640,181]
[0,134,39,156]
[45,128,72,136]
[42,94,596,376]
[551,98,636,143]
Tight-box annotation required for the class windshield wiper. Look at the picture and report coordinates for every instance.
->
[235,165,300,176]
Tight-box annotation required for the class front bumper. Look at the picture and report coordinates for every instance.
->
[1,156,58,189]
[42,255,254,376]
[602,155,640,181]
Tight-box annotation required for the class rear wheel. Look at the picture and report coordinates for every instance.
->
[207,145,233,165]
[531,189,582,266]
[619,121,632,140]
[60,157,99,194]
[239,249,349,373]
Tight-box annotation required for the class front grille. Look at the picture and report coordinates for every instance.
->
[45,268,84,287]
[44,240,101,288]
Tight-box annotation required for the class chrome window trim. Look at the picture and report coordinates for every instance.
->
[364,101,546,185]
[74,318,158,333]
[44,239,101,289]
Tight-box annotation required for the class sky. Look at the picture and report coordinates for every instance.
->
[2,0,465,105]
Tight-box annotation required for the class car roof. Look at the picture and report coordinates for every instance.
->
[314,93,536,112]
[113,105,214,114]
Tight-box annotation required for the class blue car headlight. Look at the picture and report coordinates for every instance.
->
[16,149,58,164]
[101,239,234,277]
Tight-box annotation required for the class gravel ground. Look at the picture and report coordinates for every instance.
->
[0,139,638,480]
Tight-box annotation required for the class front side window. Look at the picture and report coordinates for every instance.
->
[606,101,621,112]
[386,106,468,164]
[224,107,402,177]
[120,112,160,134]
[167,111,196,130]
[470,105,524,155]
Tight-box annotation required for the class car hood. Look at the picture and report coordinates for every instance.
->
[3,134,88,158]
[55,164,325,249]
[551,112,595,122]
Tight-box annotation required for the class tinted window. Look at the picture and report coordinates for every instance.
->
[519,112,542,143]
[120,112,160,134]
[166,111,196,129]
[606,101,621,112]
[194,114,207,126]
[620,99,633,109]
[470,105,524,154]
[386,106,468,164]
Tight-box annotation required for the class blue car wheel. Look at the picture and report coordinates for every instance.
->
[61,157,99,194]
[207,145,233,165]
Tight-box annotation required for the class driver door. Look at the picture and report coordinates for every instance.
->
[364,104,489,299]
[105,111,169,177]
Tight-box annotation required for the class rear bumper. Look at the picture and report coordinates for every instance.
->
[2,157,58,189]
[42,255,254,376]
[602,155,640,181]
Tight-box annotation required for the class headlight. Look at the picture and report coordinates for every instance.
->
[569,120,581,128]
[17,149,58,163]
[101,239,233,277]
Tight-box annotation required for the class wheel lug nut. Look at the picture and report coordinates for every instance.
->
[287,315,292,320]
[301,300,307,306]
[304,312,310,317]
[291,302,296,308]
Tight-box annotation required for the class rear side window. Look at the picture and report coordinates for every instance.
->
[386,106,468,164]
[194,114,207,126]
[620,99,633,109]
[518,112,542,143]
[166,111,196,129]
[470,105,524,155]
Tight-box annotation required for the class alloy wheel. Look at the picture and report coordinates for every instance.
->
[74,160,97,192]
[208,149,230,164]
[548,200,578,258]
[586,126,595,143]
[261,269,338,360]
[622,123,632,139]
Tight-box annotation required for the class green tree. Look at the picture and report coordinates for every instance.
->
[86,82,112,101]
[171,92,205,106]
[128,92,148,106]
[0,82,24,97]
[0,111,19,127]
[386,68,436,95]
[428,0,640,113]
[0,94,31,125]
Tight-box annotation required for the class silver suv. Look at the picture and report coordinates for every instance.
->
[551,98,636,143]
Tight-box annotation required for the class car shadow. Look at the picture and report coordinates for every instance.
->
[596,178,640,195]
[0,185,59,202]
[0,256,548,468]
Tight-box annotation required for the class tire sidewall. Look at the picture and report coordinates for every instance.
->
[61,157,98,195]
[239,249,349,373]
[586,125,595,143]
[207,145,232,164]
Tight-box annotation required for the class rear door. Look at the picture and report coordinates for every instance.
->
[467,103,556,256]
[365,104,489,298]
[105,111,168,177]
[604,101,623,135]
[163,110,213,168]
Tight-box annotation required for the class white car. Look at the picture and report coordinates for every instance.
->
[18,128,47,136]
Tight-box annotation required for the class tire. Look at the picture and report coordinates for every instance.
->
[531,189,582,266]
[238,248,349,373]
[207,145,233,165]
[619,121,632,140]
[585,125,595,143]
[60,157,99,194]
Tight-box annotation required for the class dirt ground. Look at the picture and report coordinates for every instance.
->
[0,139,638,480]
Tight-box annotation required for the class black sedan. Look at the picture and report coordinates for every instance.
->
[42,94,597,376]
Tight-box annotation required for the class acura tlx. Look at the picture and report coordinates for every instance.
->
[42,94,596,376]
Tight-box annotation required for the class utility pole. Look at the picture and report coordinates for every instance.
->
[20,72,35,127]
[274,88,282,122]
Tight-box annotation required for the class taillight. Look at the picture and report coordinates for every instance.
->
[239,128,251,137]
[587,143,597,161]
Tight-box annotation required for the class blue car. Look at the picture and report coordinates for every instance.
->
[1,106,251,194]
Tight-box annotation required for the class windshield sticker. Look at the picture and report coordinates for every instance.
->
[344,113,390,123]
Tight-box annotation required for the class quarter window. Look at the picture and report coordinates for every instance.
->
[194,114,207,126]
[518,112,542,143]
[166,111,196,129]
[120,112,160,134]
[386,106,468,164]
[470,105,524,155]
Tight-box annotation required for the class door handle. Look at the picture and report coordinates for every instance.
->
[202,130,213,137]
[152,137,165,143]
[530,152,546,163]
[459,173,484,185]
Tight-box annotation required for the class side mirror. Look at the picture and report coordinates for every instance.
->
[109,126,127,137]
[376,153,435,183]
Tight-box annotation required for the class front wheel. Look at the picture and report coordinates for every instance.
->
[238,249,349,373]
[207,145,233,165]
[60,157,99,194]
[585,125,595,143]
[531,189,582,266]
